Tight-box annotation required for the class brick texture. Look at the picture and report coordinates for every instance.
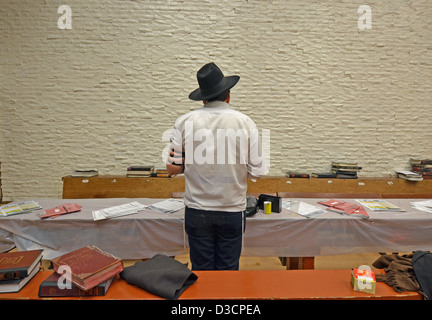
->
[1,0,432,201]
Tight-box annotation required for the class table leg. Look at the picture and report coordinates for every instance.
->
[285,257,315,270]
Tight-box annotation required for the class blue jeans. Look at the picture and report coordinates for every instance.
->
[185,207,245,270]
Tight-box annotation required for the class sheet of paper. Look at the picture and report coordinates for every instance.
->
[148,198,185,213]
[410,200,432,213]
[92,202,147,221]
[289,200,326,218]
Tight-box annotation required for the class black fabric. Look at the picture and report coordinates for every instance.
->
[120,254,198,300]
[413,251,432,300]
[372,253,425,297]
[246,195,258,217]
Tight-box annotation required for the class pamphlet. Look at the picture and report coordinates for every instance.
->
[355,199,405,212]
[0,201,42,217]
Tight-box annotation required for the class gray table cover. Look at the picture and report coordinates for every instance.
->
[1,198,432,260]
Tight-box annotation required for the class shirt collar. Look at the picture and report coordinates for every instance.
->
[203,101,230,109]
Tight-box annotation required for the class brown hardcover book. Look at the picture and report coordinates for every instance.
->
[51,246,123,291]
[0,249,43,281]
[38,271,114,297]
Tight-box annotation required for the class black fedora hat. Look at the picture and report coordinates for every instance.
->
[189,63,240,101]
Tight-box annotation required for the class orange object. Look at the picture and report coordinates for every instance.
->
[0,269,422,300]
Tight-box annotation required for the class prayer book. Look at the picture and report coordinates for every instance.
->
[51,246,123,291]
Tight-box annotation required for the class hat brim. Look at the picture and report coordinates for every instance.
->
[188,75,240,101]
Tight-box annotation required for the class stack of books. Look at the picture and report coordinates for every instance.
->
[311,162,362,179]
[126,166,154,177]
[151,169,171,178]
[409,158,432,180]
[396,170,423,181]
[38,246,124,297]
[0,249,43,293]
[330,161,362,179]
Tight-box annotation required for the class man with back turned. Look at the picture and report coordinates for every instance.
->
[166,62,267,270]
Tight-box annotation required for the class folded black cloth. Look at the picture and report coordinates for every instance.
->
[120,254,198,300]
[413,251,432,300]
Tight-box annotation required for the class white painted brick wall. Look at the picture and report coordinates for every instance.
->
[1,0,431,201]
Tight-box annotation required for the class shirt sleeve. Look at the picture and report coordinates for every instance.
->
[169,122,184,150]
[247,122,269,178]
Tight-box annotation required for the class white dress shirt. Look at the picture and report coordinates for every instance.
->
[170,101,268,212]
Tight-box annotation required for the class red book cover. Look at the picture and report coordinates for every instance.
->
[51,246,123,291]
[317,199,345,207]
[333,202,358,211]
[345,206,369,219]
[0,250,43,281]
[39,203,82,219]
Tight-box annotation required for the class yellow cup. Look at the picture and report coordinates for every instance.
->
[264,201,272,214]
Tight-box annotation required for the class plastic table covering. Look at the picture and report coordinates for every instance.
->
[1,198,431,260]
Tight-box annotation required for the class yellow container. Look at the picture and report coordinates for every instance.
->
[264,201,272,214]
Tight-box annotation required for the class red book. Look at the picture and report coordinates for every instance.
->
[0,249,43,281]
[317,199,345,207]
[345,206,369,219]
[39,203,82,219]
[333,202,358,211]
[51,246,123,291]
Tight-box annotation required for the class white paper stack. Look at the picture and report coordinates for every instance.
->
[289,200,325,218]
[410,200,432,213]
[92,202,147,221]
[148,199,185,213]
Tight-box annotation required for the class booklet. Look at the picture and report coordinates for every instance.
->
[355,199,405,212]
[0,201,42,217]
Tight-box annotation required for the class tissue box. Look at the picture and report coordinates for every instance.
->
[351,268,376,294]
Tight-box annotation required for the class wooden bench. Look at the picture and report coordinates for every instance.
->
[0,270,422,300]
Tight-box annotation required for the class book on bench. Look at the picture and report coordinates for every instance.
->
[0,249,43,293]
[38,271,114,297]
[51,246,123,291]
[0,249,43,282]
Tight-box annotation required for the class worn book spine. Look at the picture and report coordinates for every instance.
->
[38,283,107,297]
[0,268,28,281]
[38,273,112,297]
